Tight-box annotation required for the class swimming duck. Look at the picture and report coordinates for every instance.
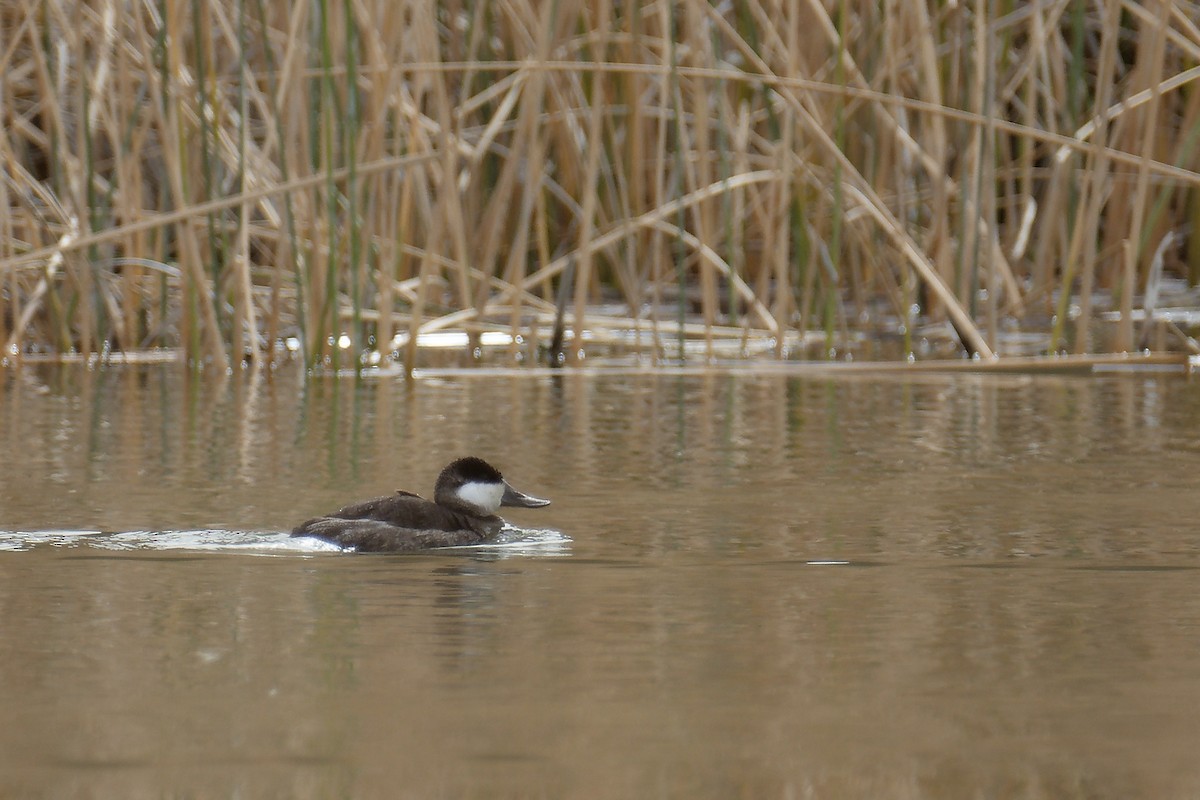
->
[292,456,551,552]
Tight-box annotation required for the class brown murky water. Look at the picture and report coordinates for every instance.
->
[2,364,1200,798]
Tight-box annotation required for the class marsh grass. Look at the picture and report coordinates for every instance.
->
[3,0,1200,371]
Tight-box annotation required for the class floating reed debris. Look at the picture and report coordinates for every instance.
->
[3,1,1200,371]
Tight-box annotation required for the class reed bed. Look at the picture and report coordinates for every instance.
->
[3,0,1200,371]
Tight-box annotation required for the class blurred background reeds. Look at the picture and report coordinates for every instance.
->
[3,0,1200,371]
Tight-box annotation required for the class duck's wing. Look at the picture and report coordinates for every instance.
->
[325,491,491,535]
[327,491,429,523]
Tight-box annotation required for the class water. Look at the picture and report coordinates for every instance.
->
[2,365,1200,798]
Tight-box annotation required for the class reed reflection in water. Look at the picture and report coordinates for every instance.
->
[1,365,1199,798]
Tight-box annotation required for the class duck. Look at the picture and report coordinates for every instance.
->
[291,456,551,552]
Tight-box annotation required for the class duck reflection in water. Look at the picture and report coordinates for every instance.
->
[292,457,551,552]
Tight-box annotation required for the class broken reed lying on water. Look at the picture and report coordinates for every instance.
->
[3,0,1200,367]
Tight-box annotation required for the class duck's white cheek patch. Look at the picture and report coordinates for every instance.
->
[457,481,505,513]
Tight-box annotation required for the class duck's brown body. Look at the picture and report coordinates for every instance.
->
[293,491,504,552]
[291,457,550,553]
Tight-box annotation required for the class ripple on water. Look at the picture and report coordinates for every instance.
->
[0,525,570,557]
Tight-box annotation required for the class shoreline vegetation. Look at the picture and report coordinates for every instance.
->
[3,1,1200,374]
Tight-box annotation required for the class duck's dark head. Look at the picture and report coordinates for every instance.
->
[434,457,551,517]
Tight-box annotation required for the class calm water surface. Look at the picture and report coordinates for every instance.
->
[1,364,1199,798]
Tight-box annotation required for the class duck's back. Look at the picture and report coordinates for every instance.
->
[327,491,453,529]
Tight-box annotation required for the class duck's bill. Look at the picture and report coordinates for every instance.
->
[501,482,551,508]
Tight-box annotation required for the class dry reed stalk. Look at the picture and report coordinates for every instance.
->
[1118,0,1171,352]
[879,1,910,353]
[373,172,398,358]
[622,2,646,357]
[164,0,227,367]
[429,74,472,343]
[907,2,952,311]
[682,0,717,361]
[400,6,441,377]
[570,0,611,362]
[234,110,257,364]
[110,14,136,351]
[644,0,671,364]
[1059,0,1122,355]
[0,189,9,351]
[976,0,998,350]
[731,101,751,341]
[500,8,556,360]
[771,137,792,358]
[1180,86,1200,285]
